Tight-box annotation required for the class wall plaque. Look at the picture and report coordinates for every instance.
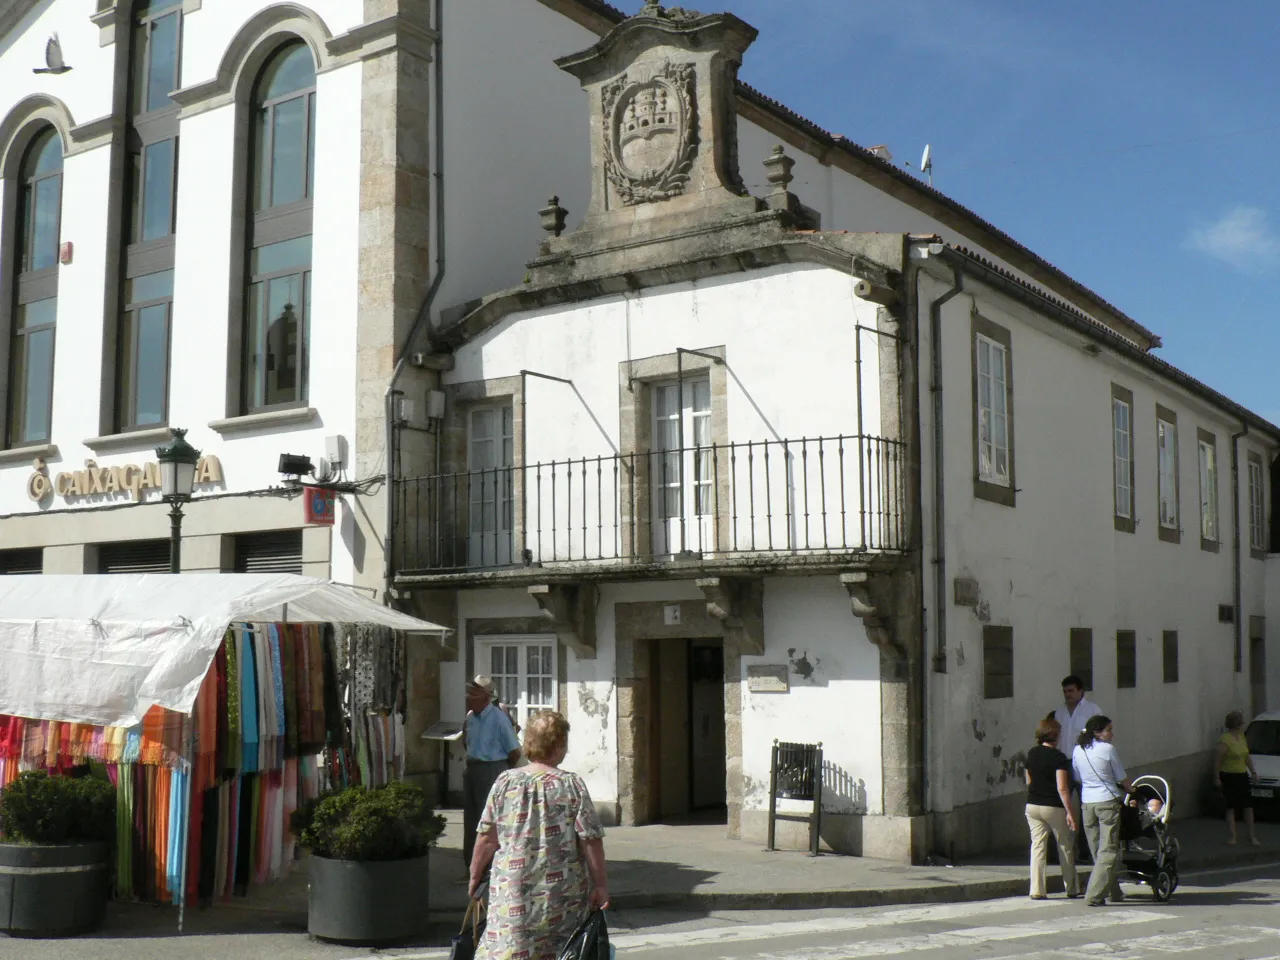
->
[747,664,789,693]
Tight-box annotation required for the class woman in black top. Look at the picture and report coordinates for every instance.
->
[1024,717,1080,899]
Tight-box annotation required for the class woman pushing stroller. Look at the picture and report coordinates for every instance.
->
[1072,714,1134,906]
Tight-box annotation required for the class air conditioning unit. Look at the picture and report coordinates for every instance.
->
[1218,604,1235,624]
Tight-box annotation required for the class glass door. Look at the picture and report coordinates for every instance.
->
[651,379,713,556]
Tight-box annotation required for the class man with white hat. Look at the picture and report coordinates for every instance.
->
[462,675,521,871]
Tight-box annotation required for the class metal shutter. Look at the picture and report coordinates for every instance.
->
[0,548,43,575]
[98,540,171,574]
[234,530,303,574]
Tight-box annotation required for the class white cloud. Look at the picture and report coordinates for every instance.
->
[1185,205,1280,271]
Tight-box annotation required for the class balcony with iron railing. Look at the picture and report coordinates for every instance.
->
[393,434,907,581]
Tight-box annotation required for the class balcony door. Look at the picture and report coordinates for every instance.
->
[651,378,713,556]
[468,405,514,567]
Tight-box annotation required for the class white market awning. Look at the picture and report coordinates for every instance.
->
[0,573,450,728]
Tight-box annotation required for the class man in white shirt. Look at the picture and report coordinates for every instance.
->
[1052,675,1102,861]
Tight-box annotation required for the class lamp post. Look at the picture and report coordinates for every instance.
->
[155,428,201,574]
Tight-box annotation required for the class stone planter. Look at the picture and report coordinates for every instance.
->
[0,841,110,938]
[307,852,431,946]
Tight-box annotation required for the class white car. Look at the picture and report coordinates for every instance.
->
[1245,712,1280,805]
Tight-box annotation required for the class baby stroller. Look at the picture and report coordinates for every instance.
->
[1117,775,1179,901]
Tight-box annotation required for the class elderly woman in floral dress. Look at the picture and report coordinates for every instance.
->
[469,711,609,960]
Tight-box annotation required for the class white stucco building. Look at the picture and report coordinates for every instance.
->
[388,5,1280,861]
[3,0,1278,861]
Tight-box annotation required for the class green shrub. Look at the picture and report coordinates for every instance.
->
[292,781,445,862]
[0,771,117,845]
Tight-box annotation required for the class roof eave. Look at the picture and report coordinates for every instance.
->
[937,246,1277,440]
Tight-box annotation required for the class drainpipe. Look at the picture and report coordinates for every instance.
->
[927,263,964,674]
[383,0,447,596]
[1232,423,1248,674]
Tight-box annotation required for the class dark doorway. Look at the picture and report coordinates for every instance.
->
[645,637,727,824]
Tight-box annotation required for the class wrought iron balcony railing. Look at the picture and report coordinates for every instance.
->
[393,434,906,576]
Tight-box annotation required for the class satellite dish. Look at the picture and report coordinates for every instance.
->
[920,144,933,186]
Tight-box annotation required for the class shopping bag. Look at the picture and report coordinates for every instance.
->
[448,899,486,960]
[557,908,611,960]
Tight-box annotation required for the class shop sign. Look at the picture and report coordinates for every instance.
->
[26,455,224,504]
[304,486,336,526]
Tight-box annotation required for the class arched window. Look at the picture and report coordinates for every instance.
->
[244,42,315,413]
[7,127,62,447]
[116,0,182,431]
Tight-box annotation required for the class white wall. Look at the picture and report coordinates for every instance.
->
[434,0,599,317]
[445,575,885,821]
[740,576,883,816]
[916,265,1275,815]
[0,3,363,582]
[0,1,115,127]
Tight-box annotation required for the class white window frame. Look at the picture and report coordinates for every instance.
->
[477,636,557,731]
[1249,458,1266,552]
[1198,437,1218,544]
[1113,397,1132,520]
[1157,416,1178,530]
[975,333,1010,487]
[467,404,514,535]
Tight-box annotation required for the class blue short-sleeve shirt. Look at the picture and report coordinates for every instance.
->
[465,703,520,761]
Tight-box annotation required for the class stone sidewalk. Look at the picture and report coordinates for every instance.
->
[75,808,1280,943]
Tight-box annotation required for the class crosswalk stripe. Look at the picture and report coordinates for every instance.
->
[611,898,1162,953]
[746,910,1166,960]
[1016,926,1277,960]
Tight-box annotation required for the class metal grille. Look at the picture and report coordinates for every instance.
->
[395,434,907,574]
[233,530,303,574]
[0,547,42,575]
[98,539,170,574]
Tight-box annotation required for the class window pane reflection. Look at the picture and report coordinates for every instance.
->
[141,138,175,241]
[270,98,307,207]
[146,13,179,112]
[18,327,55,443]
[134,304,169,425]
[30,177,61,271]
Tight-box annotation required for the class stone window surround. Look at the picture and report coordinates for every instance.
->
[1110,383,1135,534]
[1197,427,1220,554]
[1248,450,1267,561]
[618,346,729,558]
[1155,404,1180,545]
[440,377,524,561]
[970,312,1015,508]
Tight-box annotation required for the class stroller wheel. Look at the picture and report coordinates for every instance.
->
[1152,870,1174,902]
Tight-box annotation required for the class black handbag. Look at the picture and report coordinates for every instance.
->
[557,908,611,960]
[448,899,486,960]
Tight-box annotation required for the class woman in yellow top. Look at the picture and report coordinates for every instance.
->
[1213,710,1260,846]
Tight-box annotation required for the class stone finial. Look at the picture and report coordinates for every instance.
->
[762,144,795,197]
[539,196,568,237]
[639,2,703,20]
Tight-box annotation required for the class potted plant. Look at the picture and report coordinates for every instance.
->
[292,781,446,946]
[0,770,116,937]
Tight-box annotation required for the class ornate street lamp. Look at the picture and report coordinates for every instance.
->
[155,427,201,574]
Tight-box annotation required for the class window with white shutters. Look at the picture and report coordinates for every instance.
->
[479,637,556,730]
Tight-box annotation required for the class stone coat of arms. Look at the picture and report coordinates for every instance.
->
[601,60,698,206]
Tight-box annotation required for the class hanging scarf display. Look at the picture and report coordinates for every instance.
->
[0,621,367,911]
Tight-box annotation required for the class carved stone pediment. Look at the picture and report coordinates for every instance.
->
[554,7,760,232]
[603,60,698,206]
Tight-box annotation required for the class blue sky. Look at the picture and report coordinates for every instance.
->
[614,1,1280,422]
